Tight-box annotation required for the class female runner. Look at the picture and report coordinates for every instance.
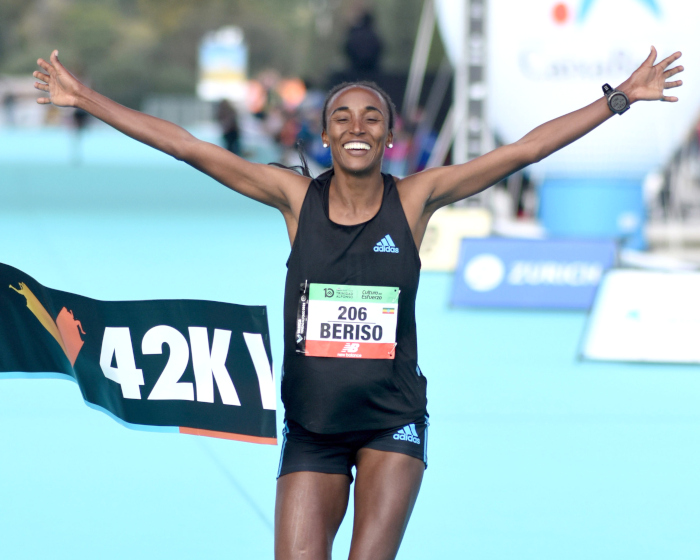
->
[33,46,683,560]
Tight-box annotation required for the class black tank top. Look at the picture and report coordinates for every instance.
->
[282,169,427,433]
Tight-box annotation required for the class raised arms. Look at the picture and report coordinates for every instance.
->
[399,46,684,221]
[33,51,309,221]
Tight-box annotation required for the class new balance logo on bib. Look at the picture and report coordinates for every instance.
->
[374,234,399,253]
[393,424,420,444]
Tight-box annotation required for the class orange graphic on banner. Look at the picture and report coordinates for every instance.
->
[56,308,86,365]
[9,282,85,366]
[179,427,277,445]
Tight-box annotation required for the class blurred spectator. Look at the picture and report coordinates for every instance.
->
[345,12,383,74]
[70,67,91,165]
[217,99,241,155]
[3,93,16,126]
[276,108,301,149]
[295,83,332,169]
[73,107,89,130]
[247,79,268,119]
[382,115,410,177]
[71,107,89,165]
[406,107,437,173]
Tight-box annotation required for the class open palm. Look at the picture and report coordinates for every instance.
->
[33,50,83,107]
[626,46,683,103]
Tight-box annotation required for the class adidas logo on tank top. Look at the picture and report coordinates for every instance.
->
[374,234,399,253]
[393,423,420,444]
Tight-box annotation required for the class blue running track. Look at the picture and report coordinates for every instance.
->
[1,130,699,559]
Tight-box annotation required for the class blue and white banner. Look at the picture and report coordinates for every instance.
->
[450,238,617,309]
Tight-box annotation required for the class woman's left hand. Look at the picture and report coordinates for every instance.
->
[622,46,683,103]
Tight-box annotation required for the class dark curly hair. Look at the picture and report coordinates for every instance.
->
[321,81,397,133]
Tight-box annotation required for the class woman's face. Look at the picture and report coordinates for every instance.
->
[322,86,393,177]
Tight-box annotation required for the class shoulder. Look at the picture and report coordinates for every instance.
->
[394,167,444,211]
[276,167,314,217]
[393,166,462,236]
[395,166,449,193]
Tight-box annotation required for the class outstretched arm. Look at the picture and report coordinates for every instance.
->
[400,46,684,216]
[33,50,309,214]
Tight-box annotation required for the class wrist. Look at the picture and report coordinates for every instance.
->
[616,80,638,104]
[73,82,95,110]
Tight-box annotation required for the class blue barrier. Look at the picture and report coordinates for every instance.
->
[451,237,617,309]
[539,177,645,249]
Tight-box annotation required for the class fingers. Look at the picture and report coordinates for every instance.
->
[661,96,679,103]
[34,53,58,105]
[37,51,61,75]
[33,65,51,103]
[33,70,50,83]
[49,50,65,71]
[662,62,683,92]
[664,65,684,78]
[644,45,657,66]
[36,57,53,74]
[659,51,682,69]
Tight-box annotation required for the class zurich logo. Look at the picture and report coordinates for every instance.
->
[464,254,505,292]
[374,234,399,253]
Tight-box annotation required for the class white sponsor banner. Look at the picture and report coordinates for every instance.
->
[436,0,700,177]
[581,269,700,363]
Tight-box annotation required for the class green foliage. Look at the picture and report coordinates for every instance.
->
[1,0,439,108]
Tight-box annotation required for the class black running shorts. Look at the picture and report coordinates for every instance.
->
[277,417,429,481]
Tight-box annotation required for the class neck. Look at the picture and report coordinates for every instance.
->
[328,167,384,225]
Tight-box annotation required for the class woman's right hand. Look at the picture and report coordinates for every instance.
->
[33,50,84,108]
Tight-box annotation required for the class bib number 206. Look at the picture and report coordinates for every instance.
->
[337,306,367,321]
[321,305,383,341]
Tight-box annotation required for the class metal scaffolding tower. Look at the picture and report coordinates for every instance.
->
[453,0,488,165]
[411,0,491,205]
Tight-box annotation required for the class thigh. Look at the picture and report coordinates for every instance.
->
[275,471,351,560]
[349,448,425,560]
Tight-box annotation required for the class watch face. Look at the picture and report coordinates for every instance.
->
[610,92,628,112]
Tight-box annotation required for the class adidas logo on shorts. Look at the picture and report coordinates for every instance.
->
[374,234,399,253]
[393,423,420,444]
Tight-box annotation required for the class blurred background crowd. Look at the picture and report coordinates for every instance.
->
[1,0,700,259]
[0,0,449,179]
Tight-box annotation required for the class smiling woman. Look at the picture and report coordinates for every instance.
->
[33,44,684,559]
[322,85,393,183]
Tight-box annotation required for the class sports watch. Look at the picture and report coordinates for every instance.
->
[602,83,630,115]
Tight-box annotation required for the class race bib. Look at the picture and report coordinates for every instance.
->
[296,282,399,359]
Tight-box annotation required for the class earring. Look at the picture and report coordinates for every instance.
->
[323,143,328,148]
[388,143,393,148]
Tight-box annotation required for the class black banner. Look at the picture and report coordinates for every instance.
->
[0,263,277,444]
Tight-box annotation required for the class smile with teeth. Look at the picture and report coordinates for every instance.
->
[343,141,371,151]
